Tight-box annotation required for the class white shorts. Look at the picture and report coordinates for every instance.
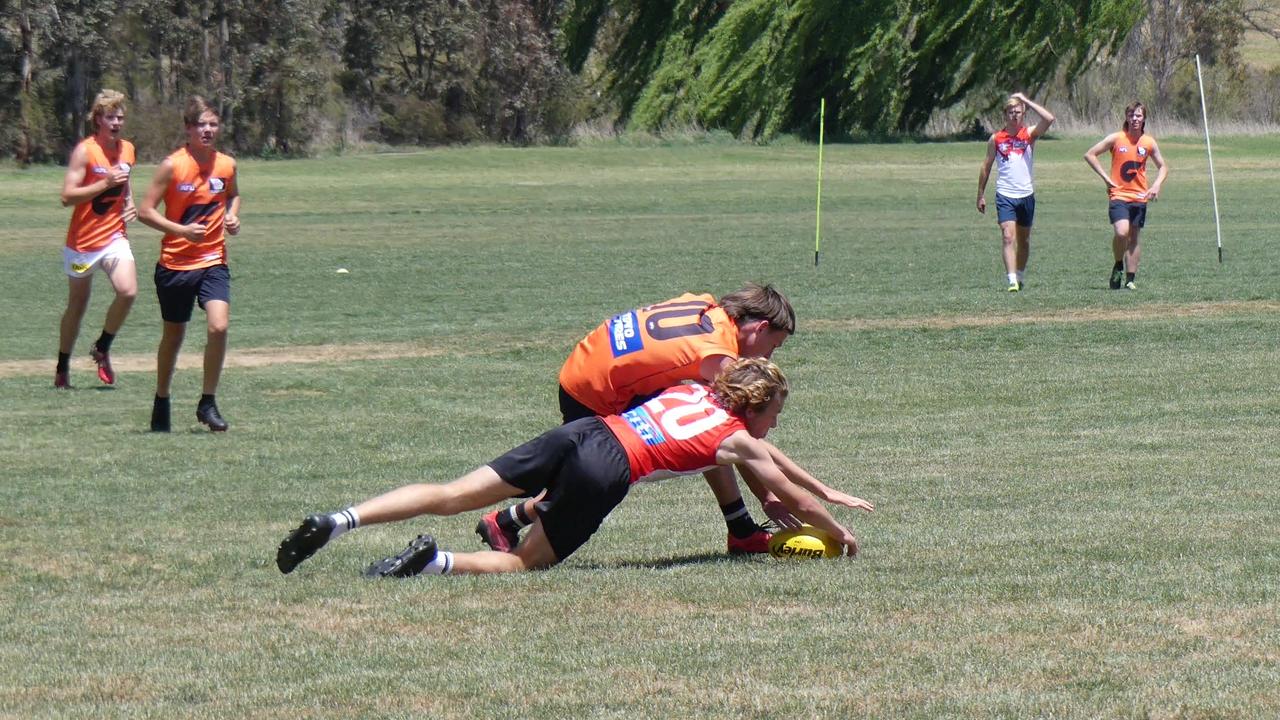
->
[63,234,134,278]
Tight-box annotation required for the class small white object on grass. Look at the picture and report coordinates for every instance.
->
[336,268,349,274]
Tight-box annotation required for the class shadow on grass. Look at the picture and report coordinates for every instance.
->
[577,552,763,570]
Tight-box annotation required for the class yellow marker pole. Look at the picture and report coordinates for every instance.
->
[815,98,825,268]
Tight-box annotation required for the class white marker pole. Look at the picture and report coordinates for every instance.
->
[815,97,825,268]
[1195,54,1224,263]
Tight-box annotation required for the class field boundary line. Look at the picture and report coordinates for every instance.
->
[2,300,1275,379]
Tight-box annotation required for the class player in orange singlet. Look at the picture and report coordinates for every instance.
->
[1084,101,1169,290]
[276,358,875,577]
[56,89,138,389]
[138,96,242,432]
[478,284,798,557]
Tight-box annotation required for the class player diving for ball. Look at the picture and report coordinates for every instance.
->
[276,358,874,577]
[477,283,800,556]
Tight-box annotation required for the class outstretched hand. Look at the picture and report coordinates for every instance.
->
[826,490,874,513]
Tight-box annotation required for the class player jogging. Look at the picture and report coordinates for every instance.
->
[137,96,242,432]
[56,89,138,388]
[977,92,1055,293]
[276,358,874,577]
[1084,101,1169,290]
[477,284,798,556]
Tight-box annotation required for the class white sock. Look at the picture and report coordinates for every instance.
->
[506,505,533,529]
[422,550,454,575]
[1007,272,1018,285]
[326,508,360,541]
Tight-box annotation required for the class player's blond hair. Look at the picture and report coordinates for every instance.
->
[712,358,788,417]
[719,283,796,335]
[89,89,127,124]
[1003,96,1025,113]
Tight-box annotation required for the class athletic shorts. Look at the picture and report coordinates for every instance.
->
[154,264,231,323]
[63,235,133,278]
[995,193,1035,227]
[487,416,632,561]
[1108,200,1147,228]
[558,385,661,424]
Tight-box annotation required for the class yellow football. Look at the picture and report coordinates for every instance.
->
[767,526,843,559]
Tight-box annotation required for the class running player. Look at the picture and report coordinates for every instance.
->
[1084,101,1169,290]
[137,96,242,432]
[477,284,798,556]
[977,92,1055,293]
[276,358,875,577]
[56,89,138,388]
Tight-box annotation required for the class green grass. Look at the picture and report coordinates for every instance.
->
[2,138,1279,718]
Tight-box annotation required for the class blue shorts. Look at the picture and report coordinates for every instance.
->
[1108,200,1147,228]
[995,193,1035,227]
[155,264,231,323]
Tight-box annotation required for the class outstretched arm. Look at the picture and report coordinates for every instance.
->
[719,432,861,555]
[765,443,874,512]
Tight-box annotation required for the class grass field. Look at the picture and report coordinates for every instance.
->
[2,136,1278,719]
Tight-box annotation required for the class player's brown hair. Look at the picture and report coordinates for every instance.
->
[712,358,789,418]
[89,89,127,124]
[719,283,796,335]
[183,96,219,127]
[1123,101,1146,133]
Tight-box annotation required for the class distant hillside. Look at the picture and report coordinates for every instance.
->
[1242,0,1280,69]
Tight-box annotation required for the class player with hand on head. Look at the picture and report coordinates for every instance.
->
[1084,101,1169,291]
[276,358,874,577]
[976,92,1055,293]
[477,284,799,556]
[56,89,139,388]
[138,96,241,432]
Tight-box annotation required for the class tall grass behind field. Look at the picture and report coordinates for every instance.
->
[2,139,1279,718]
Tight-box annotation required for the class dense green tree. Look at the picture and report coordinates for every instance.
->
[567,0,1144,136]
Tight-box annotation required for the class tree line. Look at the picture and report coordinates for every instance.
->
[0,0,1272,164]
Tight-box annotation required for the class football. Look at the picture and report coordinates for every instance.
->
[767,526,843,559]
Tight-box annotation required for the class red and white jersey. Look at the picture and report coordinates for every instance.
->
[603,383,745,484]
[993,127,1034,198]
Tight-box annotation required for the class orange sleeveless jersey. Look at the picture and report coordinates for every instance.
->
[558,293,740,416]
[65,137,136,252]
[1108,133,1157,202]
[159,147,237,270]
[603,383,746,483]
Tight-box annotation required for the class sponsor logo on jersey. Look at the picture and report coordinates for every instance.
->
[609,311,644,357]
[621,407,666,446]
[1118,147,1128,153]
[93,166,108,175]
[1137,147,1147,157]
[209,177,225,193]
[178,183,196,192]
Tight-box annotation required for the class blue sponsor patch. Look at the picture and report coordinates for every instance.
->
[178,183,196,192]
[621,407,665,446]
[608,311,644,357]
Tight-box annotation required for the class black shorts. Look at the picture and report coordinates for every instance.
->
[1108,200,1147,228]
[487,417,632,561]
[155,264,231,323]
